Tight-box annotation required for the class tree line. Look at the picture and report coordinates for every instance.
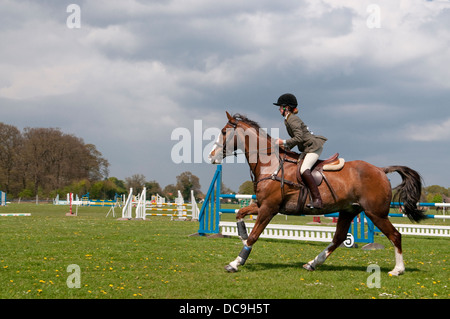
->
[0,123,211,201]
[0,123,109,199]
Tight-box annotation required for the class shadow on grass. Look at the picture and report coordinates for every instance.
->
[244,262,420,273]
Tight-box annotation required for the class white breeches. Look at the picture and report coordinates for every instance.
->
[300,147,323,174]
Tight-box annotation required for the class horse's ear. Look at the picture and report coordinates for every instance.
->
[226,111,233,121]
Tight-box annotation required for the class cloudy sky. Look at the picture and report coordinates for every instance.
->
[1,0,450,194]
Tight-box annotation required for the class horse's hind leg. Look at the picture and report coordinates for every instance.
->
[303,211,358,271]
[365,212,404,276]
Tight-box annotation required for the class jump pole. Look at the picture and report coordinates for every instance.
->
[65,193,76,216]
[0,214,31,217]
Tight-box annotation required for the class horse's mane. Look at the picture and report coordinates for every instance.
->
[232,113,263,131]
[232,113,300,159]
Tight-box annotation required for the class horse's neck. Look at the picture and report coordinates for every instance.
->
[239,128,279,179]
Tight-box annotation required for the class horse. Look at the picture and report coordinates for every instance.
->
[208,112,426,276]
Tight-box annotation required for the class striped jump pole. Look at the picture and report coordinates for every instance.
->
[0,214,31,217]
[390,202,450,219]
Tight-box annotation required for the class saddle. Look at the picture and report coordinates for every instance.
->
[295,153,345,212]
[254,152,345,212]
[296,153,345,186]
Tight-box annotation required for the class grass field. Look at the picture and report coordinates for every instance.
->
[0,203,448,299]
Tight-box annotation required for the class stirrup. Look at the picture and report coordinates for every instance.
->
[307,199,323,209]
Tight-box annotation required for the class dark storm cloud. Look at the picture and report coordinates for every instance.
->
[1,0,449,191]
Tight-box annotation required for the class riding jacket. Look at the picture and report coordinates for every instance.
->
[284,113,327,153]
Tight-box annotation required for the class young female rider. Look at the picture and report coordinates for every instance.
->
[274,93,327,209]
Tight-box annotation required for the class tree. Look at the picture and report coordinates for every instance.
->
[221,183,234,195]
[163,184,177,201]
[0,123,22,193]
[125,174,146,194]
[238,181,254,195]
[431,194,443,203]
[145,180,162,197]
[176,171,201,200]
[109,177,126,193]
[21,127,110,196]
[424,185,448,204]
[90,179,124,199]
[0,123,110,198]
[424,185,449,197]
[22,127,59,195]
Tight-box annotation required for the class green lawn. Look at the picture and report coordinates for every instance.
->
[0,204,448,299]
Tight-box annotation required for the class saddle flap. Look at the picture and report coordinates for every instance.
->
[311,170,323,186]
[296,153,344,186]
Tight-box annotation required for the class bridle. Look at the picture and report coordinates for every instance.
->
[214,120,239,158]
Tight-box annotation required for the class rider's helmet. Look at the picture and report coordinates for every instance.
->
[273,93,298,108]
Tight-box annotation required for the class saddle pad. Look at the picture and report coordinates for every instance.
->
[323,158,345,171]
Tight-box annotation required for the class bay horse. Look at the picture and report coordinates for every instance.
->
[209,112,426,276]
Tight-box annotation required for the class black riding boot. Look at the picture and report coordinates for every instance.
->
[301,169,323,209]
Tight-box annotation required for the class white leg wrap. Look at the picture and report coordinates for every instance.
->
[389,247,405,276]
[228,256,243,271]
[305,243,333,270]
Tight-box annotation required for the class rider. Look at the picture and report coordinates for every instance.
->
[274,93,327,209]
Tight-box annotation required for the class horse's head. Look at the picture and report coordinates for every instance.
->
[208,111,239,164]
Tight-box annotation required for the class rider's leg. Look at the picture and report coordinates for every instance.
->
[301,148,323,209]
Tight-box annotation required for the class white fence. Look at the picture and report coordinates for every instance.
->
[392,223,450,237]
[220,221,336,242]
[219,220,450,243]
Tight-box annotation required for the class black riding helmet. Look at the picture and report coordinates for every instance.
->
[273,93,298,108]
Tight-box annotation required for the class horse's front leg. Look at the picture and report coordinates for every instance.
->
[225,205,274,273]
[236,202,258,245]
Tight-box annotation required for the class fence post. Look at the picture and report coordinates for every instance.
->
[195,165,222,236]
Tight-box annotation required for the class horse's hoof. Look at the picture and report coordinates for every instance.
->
[225,264,237,273]
[303,263,315,271]
[388,269,404,276]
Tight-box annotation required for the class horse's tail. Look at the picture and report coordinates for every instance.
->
[382,166,426,223]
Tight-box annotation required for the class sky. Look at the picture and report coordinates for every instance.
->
[1,0,450,195]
